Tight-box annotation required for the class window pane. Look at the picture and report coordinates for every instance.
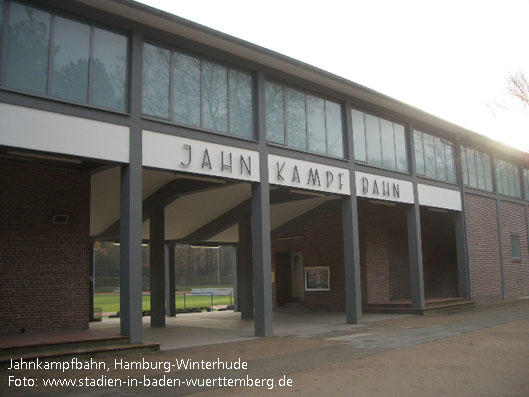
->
[172,51,200,127]
[414,131,425,175]
[501,162,509,196]
[434,137,447,181]
[0,0,3,61]
[461,148,469,186]
[467,149,478,188]
[394,124,408,173]
[445,143,456,183]
[50,17,90,102]
[6,2,50,94]
[91,28,127,111]
[514,167,521,198]
[423,133,436,179]
[285,87,307,151]
[306,95,325,154]
[265,81,284,144]
[476,152,486,190]
[525,170,529,200]
[325,101,344,158]
[511,235,521,260]
[142,43,169,118]
[482,155,492,191]
[351,109,366,162]
[228,69,253,138]
[365,114,382,167]
[202,61,228,133]
[380,119,396,170]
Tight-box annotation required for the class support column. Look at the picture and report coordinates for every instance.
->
[149,204,165,327]
[166,244,176,317]
[406,203,425,309]
[119,163,143,343]
[251,182,273,336]
[237,216,254,319]
[342,195,362,323]
[89,241,95,322]
[232,246,238,311]
[455,213,469,298]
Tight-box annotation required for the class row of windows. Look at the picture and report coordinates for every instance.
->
[0,1,128,111]
[414,130,456,183]
[142,43,253,139]
[351,109,408,172]
[3,1,529,193]
[265,81,344,158]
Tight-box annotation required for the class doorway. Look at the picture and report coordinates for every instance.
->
[276,251,305,307]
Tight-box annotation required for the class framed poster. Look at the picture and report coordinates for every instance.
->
[305,266,330,291]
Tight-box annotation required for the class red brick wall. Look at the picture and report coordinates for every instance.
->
[499,201,529,299]
[271,204,345,311]
[0,158,90,334]
[464,193,503,301]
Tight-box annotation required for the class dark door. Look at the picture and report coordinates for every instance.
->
[275,252,291,307]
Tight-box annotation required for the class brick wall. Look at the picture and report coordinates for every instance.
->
[0,158,90,334]
[499,200,529,299]
[464,193,503,301]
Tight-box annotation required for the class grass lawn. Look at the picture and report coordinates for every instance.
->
[94,293,232,314]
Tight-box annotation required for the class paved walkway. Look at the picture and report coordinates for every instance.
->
[2,299,529,396]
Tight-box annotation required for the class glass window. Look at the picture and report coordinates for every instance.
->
[434,136,447,181]
[462,147,493,191]
[460,148,469,186]
[0,0,3,60]
[423,133,436,179]
[91,28,127,111]
[228,68,253,139]
[306,95,326,155]
[142,43,170,119]
[523,169,529,200]
[351,109,366,162]
[365,114,382,167]
[265,81,284,144]
[414,130,425,175]
[415,130,456,183]
[201,60,228,133]
[6,2,51,94]
[285,87,307,150]
[325,101,344,158]
[265,81,344,158]
[173,52,200,127]
[50,16,90,103]
[511,235,521,262]
[445,143,456,183]
[495,159,521,198]
[394,124,408,172]
[380,118,395,169]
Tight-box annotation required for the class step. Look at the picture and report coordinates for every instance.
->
[0,343,160,371]
[363,299,475,315]
[0,335,130,358]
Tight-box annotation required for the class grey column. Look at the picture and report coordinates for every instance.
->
[119,163,143,342]
[232,246,238,311]
[342,101,362,323]
[455,213,469,298]
[120,30,144,344]
[406,202,426,309]
[166,244,176,317]
[150,204,166,327]
[237,216,254,319]
[251,71,273,337]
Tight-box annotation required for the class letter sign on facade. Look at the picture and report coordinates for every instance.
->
[268,154,350,195]
[142,130,260,182]
[355,171,414,204]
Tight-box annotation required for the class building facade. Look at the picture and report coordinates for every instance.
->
[1,0,529,342]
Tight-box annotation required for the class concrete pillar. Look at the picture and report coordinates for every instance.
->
[455,213,469,298]
[119,164,143,343]
[237,217,254,319]
[149,204,165,327]
[406,203,425,309]
[165,244,176,317]
[231,246,238,311]
[342,195,362,323]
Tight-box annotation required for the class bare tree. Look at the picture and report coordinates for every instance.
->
[505,69,529,108]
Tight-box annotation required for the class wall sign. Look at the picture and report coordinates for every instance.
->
[268,154,351,195]
[418,184,462,211]
[355,171,414,204]
[143,130,260,182]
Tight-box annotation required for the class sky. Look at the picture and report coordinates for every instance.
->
[137,0,529,150]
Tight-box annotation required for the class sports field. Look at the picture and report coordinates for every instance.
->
[94,293,232,314]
